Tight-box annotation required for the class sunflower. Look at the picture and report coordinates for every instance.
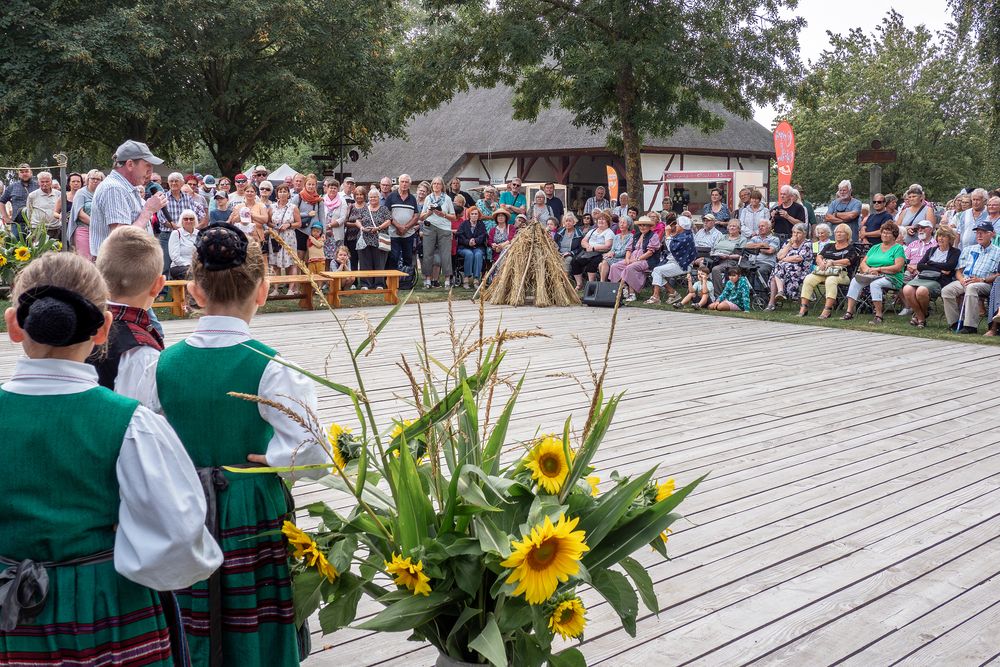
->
[314,551,339,582]
[656,478,675,502]
[0,255,7,267]
[53,241,63,251]
[524,435,572,494]
[548,596,587,639]
[282,521,315,560]
[660,527,673,544]
[327,422,353,469]
[500,514,589,604]
[14,246,31,262]
[385,553,432,596]
[388,418,414,441]
[586,475,600,497]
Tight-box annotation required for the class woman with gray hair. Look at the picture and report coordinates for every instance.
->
[812,223,832,254]
[896,183,936,243]
[765,222,813,310]
[477,186,500,221]
[419,176,456,288]
[599,214,633,280]
[68,169,104,260]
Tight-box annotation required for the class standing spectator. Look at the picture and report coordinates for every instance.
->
[68,169,103,260]
[228,173,249,208]
[584,186,611,214]
[739,190,769,239]
[167,209,199,279]
[735,187,751,213]
[765,223,813,310]
[0,163,38,239]
[794,184,816,227]
[353,188,392,289]
[859,193,895,245]
[251,165,269,192]
[609,215,661,302]
[500,178,527,216]
[342,176,357,203]
[210,177,231,213]
[700,187,731,221]
[941,192,967,229]
[25,171,62,240]
[553,212,584,273]
[896,183,936,243]
[478,186,501,221]
[447,177,475,209]
[386,173,419,271]
[344,185,367,277]
[227,187,267,243]
[957,189,988,247]
[420,176,456,288]
[293,174,322,263]
[543,182,565,220]
[185,174,208,213]
[884,193,899,217]
[162,172,195,273]
[64,172,84,221]
[824,180,863,240]
[89,141,167,258]
[770,185,805,238]
[612,192,630,220]
[903,226,959,329]
[321,178,348,261]
[257,180,274,214]
[210,191,231,225]
[199,174,216,203]
[694,214,723,250]
[799,224,859,319]
[986,196,1000,238]
[268,184,302,293]
[942,221,1000,333]
[841,222,906,325]
[378,176,394,207]
[457,207,489,288]
[530,190,554,224]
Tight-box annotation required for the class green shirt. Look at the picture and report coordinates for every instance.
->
[865,243,907,288]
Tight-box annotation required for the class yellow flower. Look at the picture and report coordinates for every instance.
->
[500,514,589,605]
[388,418,414,441]
[524,435,572,495]
[586,475,600,497]
[385,553,432,596]
[326,422,352,469]
[314,551,339,583]
[53,241,63,251]
[656,478,675,502]
[548,596,587,639]
[14,246,31,262]
[660,527,673,544]
[0,255,7,267]
[282,520,315,560]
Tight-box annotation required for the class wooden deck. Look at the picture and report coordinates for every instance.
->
[5,301,999,665]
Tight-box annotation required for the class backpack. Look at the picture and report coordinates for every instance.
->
[398,256,416,291]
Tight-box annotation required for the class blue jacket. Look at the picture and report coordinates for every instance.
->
[553,227,583,256]
[657,230,697,270]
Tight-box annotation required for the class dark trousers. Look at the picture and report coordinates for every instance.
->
[159,230,172,275]
[390,236,414,269]
[358,247,387,288]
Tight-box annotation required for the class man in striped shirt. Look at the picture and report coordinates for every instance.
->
[89,140,167,258]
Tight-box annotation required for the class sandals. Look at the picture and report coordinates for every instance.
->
[840,312,855,321]
[916,320,926,329]
[797,307,808,318]
[818,308,832,320]
[645,297,661,304]
[869,316,883,325]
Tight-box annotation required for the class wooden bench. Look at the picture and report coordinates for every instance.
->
[154,270,408,316]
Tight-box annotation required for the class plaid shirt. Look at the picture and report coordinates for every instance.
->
[957,242,1000,279]
[163,192,194,230]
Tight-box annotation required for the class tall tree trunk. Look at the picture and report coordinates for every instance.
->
[616,65,644,211]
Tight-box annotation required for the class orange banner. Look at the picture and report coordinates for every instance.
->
[773,121,795,191]
[606,166,619,202]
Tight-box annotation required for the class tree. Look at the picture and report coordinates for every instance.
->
[416,0,803,209]
[0,0,409,174]
[949,0,1000,180]
[779,11,991,203]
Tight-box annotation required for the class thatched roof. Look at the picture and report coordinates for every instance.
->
[348,86,775,182]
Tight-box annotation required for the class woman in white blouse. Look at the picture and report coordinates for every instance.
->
[167,208,199,279]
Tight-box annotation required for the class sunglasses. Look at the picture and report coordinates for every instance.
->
[873,199,885,203]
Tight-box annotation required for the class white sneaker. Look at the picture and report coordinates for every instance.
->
[625,291,636,303]
[444,279,452,289]
[898,307,913,316]
[350,284,357,290]
[424,279,432,289]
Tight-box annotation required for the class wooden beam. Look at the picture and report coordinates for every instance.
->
[544,156,559,176]
[522,156,539,181]
[679,153,685,170]
[502,158,517,181]
[664,154,675,171]
[736,156,745,170]
[478,157,493,183]
[726,156,731,169]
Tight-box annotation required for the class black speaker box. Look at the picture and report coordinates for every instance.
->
[582,281,620,307]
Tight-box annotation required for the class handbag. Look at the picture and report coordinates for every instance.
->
[812,265,843,277]
[378,232,392,253]
[917,269,941,281]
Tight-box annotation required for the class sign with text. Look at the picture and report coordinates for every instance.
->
[606,166,619,201]
[773,121,795,190]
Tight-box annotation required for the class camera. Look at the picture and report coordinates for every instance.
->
[431,204,442,212]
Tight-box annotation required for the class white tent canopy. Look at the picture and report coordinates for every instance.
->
[267,163,297,183]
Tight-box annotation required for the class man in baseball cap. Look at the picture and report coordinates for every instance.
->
[113,140,163,166]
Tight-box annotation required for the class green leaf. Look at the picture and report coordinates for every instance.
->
[318,473,394,512]
[468,613,508,667]
[318,576,363,633]
[620,556,659,615]
[576,469,655,549]
[560,394,621,503]
[482,374,524,475]
[355,591,455,631]
[459,379,480,467]
[458,475,502,512]
[451,555,484,597]
[352,292,409,359]
[548,647,587,667]
[391,433,435,552]
[590,568,639,637]
[474,515,512,558]
[292,568,324,628]
[445,606,482,659]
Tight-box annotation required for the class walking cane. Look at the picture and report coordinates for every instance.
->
[955,297,965,332]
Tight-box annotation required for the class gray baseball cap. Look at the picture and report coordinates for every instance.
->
[113,140,163,165]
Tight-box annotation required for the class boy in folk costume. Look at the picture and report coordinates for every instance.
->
[0,253,221,665]
[154,223,330,666]
[86,225,167,410]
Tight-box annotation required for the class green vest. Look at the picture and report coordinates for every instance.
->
[156,339,276,467]
[0,387,138,562]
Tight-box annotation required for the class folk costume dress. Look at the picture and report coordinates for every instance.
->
[154,316,329,667]
[0,358,222,666]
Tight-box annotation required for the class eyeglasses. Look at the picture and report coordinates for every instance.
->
[181,217,196,221]
[873,199,885,203]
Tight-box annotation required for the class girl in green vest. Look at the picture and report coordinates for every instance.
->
[154,223,330,667]
[0,252,222,665]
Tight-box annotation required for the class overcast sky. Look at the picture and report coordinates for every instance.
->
[753,0,952,128]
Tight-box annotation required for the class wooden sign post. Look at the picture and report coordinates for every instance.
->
[856,140,897,202]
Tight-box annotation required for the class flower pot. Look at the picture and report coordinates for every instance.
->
[435,651,489,667]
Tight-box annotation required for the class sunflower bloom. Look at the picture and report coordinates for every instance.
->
[388,419,414,441]
[327,422,352,469]
[0,255,7,267]
[385,554,432,596]
[660,527,673,544]
[524,435,572,494]
[656,478,675,502]
[586,476,600,497]
[548,596,587,639]
[314,551,339,583]
[14,246,31,262]
[500,514,589,604]
[282,521,315,560]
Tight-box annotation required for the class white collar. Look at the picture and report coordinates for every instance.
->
[2,358,100,395]
[185,315,253,348]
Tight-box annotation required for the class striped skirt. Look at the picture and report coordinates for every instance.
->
[176,473,297,667]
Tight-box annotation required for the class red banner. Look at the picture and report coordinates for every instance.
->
[606,166,619,202]
[773,121,795,190]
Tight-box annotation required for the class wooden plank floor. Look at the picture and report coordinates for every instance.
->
[4,301,998,666]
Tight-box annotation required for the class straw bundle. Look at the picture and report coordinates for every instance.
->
[481,221,581,307]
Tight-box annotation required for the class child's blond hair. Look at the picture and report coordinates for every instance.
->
[97,226,164,298]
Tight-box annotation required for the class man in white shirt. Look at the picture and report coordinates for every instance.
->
[25,171,62,239]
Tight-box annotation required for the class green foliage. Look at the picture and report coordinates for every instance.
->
[781,11,992,202]
[0,225,62,285]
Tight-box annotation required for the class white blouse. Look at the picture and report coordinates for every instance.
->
[150,315,330,480]
[1,358,222,591]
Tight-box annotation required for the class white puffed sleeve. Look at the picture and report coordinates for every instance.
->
[115,346,161,413]
[115,406,223,590]
[258,357,331,480]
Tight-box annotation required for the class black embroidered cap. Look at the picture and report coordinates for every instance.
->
[16,285,105,347]
[195,222,248,271]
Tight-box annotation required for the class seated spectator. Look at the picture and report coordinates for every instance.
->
[709,266,750,312]
[167,209,199,279]
[553,212,583,273]
[609,216,661,303]
[457,206,489,288]
[902,220,937,282]
[707,219,747,287]
[570,211,615,289]
[942,221,1000,333]
[860,193,894,245]
[840,222,906,325]
[812,223,832,255]
[676,264,714,309]
[647,215,696,304]
[744,219,781,279]
[488,209,516,260]
[701,187,731,221]
[739,190,769,238]
[765,223,813,310]
[902,226,959,328]
[599,215,634,281]
[694,214,723,251]
[799,223,859,319]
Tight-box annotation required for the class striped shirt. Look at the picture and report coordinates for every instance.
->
[90,170,146,257]
[957,242,1000,279]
